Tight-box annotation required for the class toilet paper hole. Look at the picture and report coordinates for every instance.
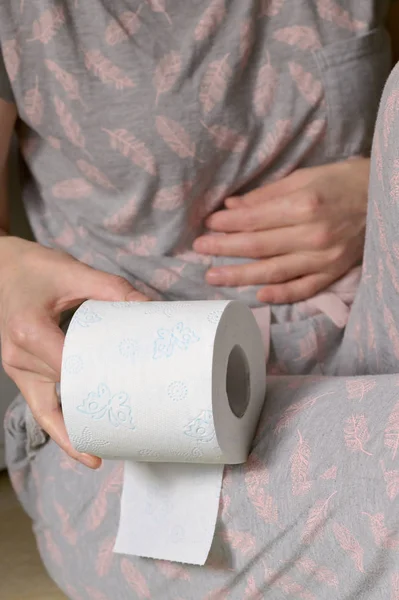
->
[226,345,250,418]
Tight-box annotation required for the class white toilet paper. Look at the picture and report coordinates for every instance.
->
[61,300,266,565]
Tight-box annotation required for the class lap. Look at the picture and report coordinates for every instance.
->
[6,374,399,599]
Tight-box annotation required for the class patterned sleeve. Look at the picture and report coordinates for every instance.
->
[0,49,14,103]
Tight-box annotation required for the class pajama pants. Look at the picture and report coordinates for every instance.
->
[5,62,399,600]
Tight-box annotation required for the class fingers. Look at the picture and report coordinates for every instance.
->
[58,262,149,309]
[257,272,335,304]
[9,370,101,469]
[194,225,324,258]
[225,170,306,208]
[206,187,323,233]
[205,253,323,287]
[2,342,59,380]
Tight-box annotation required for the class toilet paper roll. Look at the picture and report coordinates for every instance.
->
[61,300,266,564]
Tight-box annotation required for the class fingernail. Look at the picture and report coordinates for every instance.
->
[80,453,101,469]
[206,270,225,285]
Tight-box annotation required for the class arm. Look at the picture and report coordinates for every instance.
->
[387,2,399,65]
[0,99,17,234]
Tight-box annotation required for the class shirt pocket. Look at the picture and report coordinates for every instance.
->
[313,27,392,159]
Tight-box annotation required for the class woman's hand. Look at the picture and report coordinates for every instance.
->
[193,158,369,304]
[0,237,148,468]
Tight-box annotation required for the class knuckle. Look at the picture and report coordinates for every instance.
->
[328,244,346,263]
[250,239,265,258]
[242,211,258,232]
[301,191,322,219]
[267,264,283,283]
[8,316,40,347]
[105,274,132,295]
[310,225,332,250]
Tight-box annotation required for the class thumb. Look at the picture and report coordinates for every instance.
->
[61,261,149,305]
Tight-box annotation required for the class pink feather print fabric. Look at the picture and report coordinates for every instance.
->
[244,453,269,494]
[121,235,157,258]
[381,461,399,502]
[289,62,323,106]
[45,60,85,105]
[95,536,115,577]
[257,119,291,167]
[24,77,44,127]
[76,160,116,190]
[103,197,138,233]
[43,531,63,566]
[105,10,142,46]
[290,430,312,496]
[239,20,254,70]
[344,415,373,456]
[120,559,151,599]
[296,557,339,588]
[253,54,278,118]
[332,523,364,572]
[273,26,322,50]
[258,0,285,18]
[156,116,197,159]
[220,530,257,557]
[84,50,135,90]
[53,500,77,545]
[2,39,20,82]
[243,575,263,600]
[316,0,366,32]
[85,587,109,600]
[52,178,93,199]
[302,492,336,544]
[103,128,156,175]
[156,560,190,581]
[85,467,123,532]
[385,399,399,460]
[28,6,65,44]
[202,122,248,153]
[346,378,376,401]
[384,91,399,149]
[194,0,226,42]
[47,136,61,149]
[153,51,182,105]
[153,182,192,211]
[319,465,337,480]
[150,268,179,292]
[274,391,334,433]
[363,512,399,550]
[199,54,232,114]
[54,224,75,248]
[392,574,399,600]
[53,96,87,151]
[145,0,172,25]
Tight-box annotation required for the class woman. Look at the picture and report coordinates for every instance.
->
[2,1,399,598]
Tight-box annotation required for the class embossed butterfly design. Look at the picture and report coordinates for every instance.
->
[153,322,200,359]
[77,383,135,429]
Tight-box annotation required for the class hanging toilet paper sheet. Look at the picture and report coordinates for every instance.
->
[61,300,266,565]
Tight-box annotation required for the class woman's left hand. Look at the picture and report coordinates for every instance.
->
[193,158,369,304]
